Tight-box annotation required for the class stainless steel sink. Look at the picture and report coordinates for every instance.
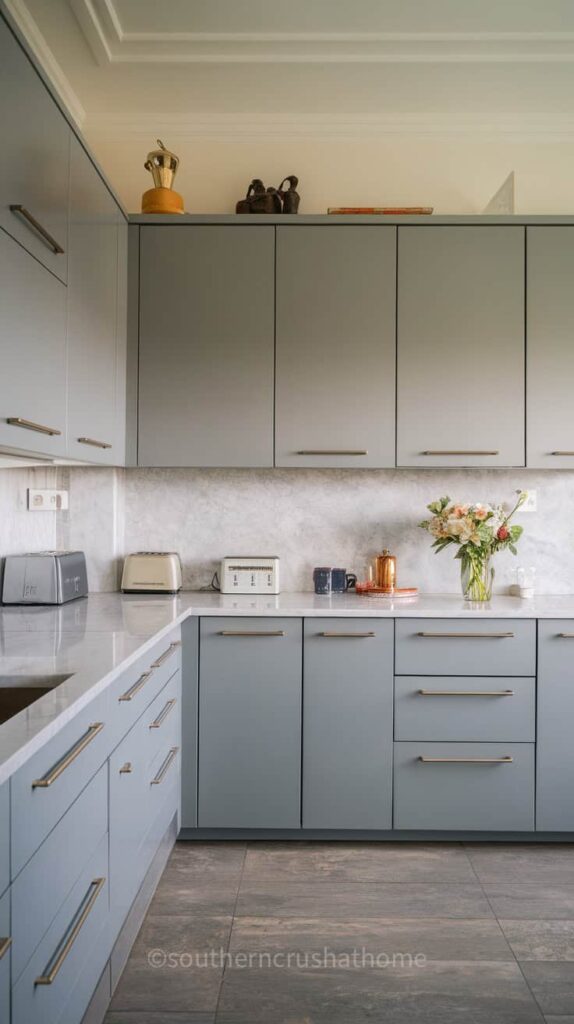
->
[0,675,72,725]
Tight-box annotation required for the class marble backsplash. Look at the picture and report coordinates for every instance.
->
[0,465,572,594]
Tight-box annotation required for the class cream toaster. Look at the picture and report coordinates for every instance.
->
[121,552,182,594]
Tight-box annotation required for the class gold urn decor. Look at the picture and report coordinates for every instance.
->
[141,139,184,214]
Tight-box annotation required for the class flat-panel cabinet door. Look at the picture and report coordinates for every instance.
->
[527,228,574,468]
[138,226,274,467]
[0,890,9,1024]
[275,226,396,468]
[303,619,393,829]
[537,621,574,830]
[0,16,69,283]
[198,618,302,828]
[0,228,67,456]
[397,226,525,467]
[67,138,121,464]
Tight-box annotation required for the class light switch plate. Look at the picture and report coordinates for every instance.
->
[27,489,69,511]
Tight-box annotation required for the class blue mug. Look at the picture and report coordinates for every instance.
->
[331,568,357,593]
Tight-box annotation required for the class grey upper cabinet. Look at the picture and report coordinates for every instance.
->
[138,226,275,467]
[67,138,125,464]
[397,226,525,467]
[527,228,574,468]
[275,226,396,468]
[0,227,67,456]
[0,16,69,283]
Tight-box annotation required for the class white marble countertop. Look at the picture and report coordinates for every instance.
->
[1,590,574,786]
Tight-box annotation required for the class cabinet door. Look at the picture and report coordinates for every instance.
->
[0,890,9,1024]
[397,226,525,467]
[139,226,274,467]
[67,138,122,463]
[0,228,67,456]
[537,622,574,830]
[527,228,574,468]
[198,618,302,828]
[303,619,393,829]
[275,226,396,468]
[0,16,69,282]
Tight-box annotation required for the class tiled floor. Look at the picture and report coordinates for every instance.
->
[105,841,574,1023]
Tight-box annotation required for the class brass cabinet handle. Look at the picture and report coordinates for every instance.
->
[150,746,179,785]
[149,698,177,729]
[418,756,513,764]
[558,633,574,638]
[551,451,574,456]
[119,671,153,702]
[9,204,65,254]
[151,641,181,668]
[0,937,11,961]
[296,450,368,456]
[77,437,112,450]
[32,723,104,788]
[421,450,499,456]
[218,630,286,637]
[418,689,514,697]
[416,631,514,639]
[7,417,61,436]
[35,877,105,986]
[319,632,376,638]
[119,762,132,774]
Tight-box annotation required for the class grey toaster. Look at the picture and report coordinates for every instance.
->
[1,551,88,604]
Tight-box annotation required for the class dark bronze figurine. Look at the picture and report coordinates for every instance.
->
[236,175,300,214]
[278,175,300,214]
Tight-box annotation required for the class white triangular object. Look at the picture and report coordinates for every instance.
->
[483,172,515,214]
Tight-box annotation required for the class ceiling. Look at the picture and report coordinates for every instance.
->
[5,0,574,141]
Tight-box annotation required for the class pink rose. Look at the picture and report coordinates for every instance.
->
[497,525,509,541]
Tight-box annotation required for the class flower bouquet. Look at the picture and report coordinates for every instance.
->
[419,492,527,601]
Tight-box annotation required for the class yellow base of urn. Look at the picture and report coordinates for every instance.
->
[141,187,184,214]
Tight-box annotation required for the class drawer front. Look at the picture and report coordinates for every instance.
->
[395,619,536,676]
[537,621,574,830]
[394,742,535,831]
[144,668,182,770]
[11,687,110,877]
[394,677,535,742]
[0,889,10,1024]
[11,765,107,984]
[109,712,152,935]
[147,741,181,831]
[0,782,8,897]
[12,835,109,1024]
[108,630,182,750]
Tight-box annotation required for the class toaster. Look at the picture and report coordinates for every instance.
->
[121,552,182,594]
[1,551,88,605]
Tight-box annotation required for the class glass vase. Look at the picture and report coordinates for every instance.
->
[460,554,494,602]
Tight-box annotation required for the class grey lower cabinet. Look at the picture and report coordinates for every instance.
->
[396,226,525,467]
[198,618,302,828]
[138,226,275,467]
[537,621,574,830]
[0,16,69,283]
[303,619,393,828]
[527,228,574,468]
[275,226,396,468]
[0,227,67,457]
[66,137,126,464]
[0,890,9,1024]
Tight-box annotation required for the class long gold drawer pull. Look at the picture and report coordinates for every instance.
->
[35,877,105,986]
[558,633,574,638]
[77,437,112,449]
[151,641,182,668]
[551,451,574,456]
[119,762,132,774]
[418,689,514,697]
[218,630,286,637]
[319,632,376,638]
[9,204,65,254]
[421,450,499,456]
[0,937,11,961]
[296,449,367,456]
[7,417,61,436]
[119,671,152,702]
[151,746,179,785]
[417,632,514,639]
[419,756,513,765]
[32,723,104,789]
[149,698,177,729]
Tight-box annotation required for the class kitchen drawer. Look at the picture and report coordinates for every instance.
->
[108,630,181,750]
[147,741,181,827]
[11,687,111,877]
[0,782,8,897]
[394,676,535,742]
[11,765,107,984]
[395,619,536,676]
[144,668,181,770]
[12,834,108,1024]
[394,742,535,831]
[0,889,10,1024]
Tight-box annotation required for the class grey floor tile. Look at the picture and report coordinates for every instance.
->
[243,841,476,883]
[229,915,513,961]
[236,881,494,920]
[216,960,544,1023]
[544,1017,574,1023]
[499,920,574,961]
[150,879,239,917]
[483,884,574,920]
[106,1015,214,1023]
[521,962,574,1016]
[163,842,246,885]
[466,844,574,883]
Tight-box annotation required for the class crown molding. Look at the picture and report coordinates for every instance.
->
[4,0,85,126]
[84,111,574,143]
[70,0,574,65]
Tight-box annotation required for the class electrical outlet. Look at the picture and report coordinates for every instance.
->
[521,490,537,513]
[27,489,69,511]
